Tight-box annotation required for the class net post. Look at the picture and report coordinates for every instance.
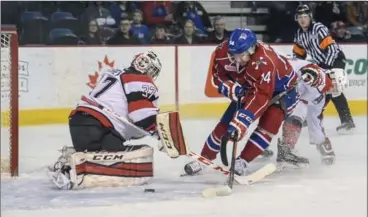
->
[10,31,19,177]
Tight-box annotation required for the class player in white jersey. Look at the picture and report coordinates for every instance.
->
[277,57,347,166]
[48,51,163,190]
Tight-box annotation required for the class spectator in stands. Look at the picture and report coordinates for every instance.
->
[130,10,150,44]
[266,2,298,43]
[174,1,211,34]
[314,2,346,27]
[142,1,174,27]
[106,18,141,45]
[346,2,368,36]
[150,24,172,44]
[206,16,231,44]
[331,21,367,43]
[109,1,138,26]
[81,2,114,26]
[174,19,202,44]
[80,19,103,45]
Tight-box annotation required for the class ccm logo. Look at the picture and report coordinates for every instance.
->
[159,123,173,149]
[238,113,253,124]
[92,155,124,160]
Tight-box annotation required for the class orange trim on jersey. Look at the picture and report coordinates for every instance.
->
[204,51,223,98]
[128,100,155,113]
[76,162,153,177]
[319,36,334,50]
[293,43,306,57]
[70,106,113,128]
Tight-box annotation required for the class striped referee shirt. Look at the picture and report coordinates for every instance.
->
[293,22,341,68]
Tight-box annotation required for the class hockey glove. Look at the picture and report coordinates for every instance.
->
[227,109,254,141]
[218,80,245,102]
[327,68,348,96]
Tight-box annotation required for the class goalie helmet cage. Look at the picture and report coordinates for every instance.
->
[1,25,19,177]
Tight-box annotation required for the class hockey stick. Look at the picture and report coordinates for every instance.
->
[220,97,242,189]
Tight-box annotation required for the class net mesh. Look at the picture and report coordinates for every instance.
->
[1,31,14,175]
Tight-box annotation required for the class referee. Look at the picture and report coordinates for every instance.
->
[292,4,355,134]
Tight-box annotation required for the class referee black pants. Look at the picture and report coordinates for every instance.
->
[323,52,354,124]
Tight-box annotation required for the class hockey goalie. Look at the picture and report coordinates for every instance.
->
[48,51,185,190]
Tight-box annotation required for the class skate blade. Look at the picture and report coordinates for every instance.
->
[321,156,335,165]
[337,128,355,135]
[277,162,309,171]
[202,186,232,198]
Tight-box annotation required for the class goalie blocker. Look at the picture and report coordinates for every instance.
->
[49,111,188,190]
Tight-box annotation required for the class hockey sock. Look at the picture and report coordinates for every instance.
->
[201,122,228,160]
[239,128,272,163]
[282,116,302,149]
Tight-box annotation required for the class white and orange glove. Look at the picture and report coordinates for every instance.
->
[227,109,255,141]
[218,80,245,102]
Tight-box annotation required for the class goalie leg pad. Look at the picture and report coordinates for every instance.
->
[156,111,188,158]
[69,145,154,189]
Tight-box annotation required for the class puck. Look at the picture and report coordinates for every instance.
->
[144,188,155,193]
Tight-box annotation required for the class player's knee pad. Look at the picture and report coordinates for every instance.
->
[68,145,154,189]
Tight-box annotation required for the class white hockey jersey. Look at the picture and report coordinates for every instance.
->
[71,68,159,140]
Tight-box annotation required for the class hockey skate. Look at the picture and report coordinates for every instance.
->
[260,148,274,158]
[316,138,335,165]
[336,120,355,135]
[234,157,248,176]
[47,146,76,190]
[184,160,203,176]
[277,138,309,169]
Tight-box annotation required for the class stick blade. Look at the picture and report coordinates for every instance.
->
[234,163,276,185]
[220,135,230,166]
[202,186,232,198]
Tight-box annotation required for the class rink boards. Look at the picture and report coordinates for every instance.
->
[1,44,367,126]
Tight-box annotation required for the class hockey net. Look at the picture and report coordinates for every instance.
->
[1,25,19,177]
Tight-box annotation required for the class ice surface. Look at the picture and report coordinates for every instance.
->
[1,117,367,217]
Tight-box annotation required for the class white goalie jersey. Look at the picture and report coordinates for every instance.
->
[71,68,160,140]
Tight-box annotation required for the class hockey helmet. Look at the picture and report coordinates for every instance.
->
[295,4,313,21]
[227,28,257,55]
[131,51,162,80]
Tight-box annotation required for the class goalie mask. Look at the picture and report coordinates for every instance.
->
[131,51,162,80]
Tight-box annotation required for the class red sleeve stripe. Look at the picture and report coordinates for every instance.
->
[128,100,155,113]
